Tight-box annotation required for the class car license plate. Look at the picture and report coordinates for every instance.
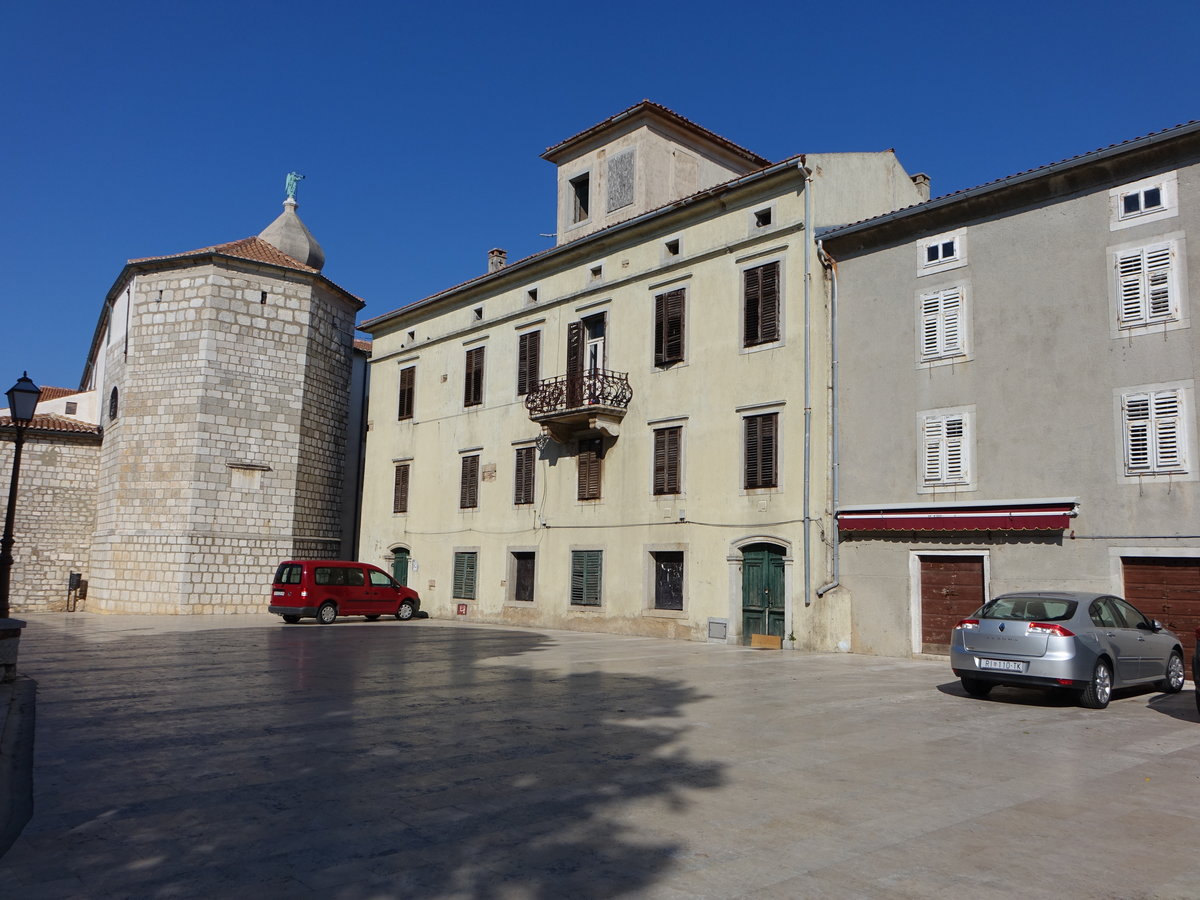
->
[978,657,1026,672]
[273,589,285,596]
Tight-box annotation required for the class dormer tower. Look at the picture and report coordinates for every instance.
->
[542,100,772,244]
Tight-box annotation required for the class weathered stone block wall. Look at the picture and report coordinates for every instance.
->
[89,260,359,614]
[0,431,99,612]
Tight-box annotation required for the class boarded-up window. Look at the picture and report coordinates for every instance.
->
[453,551,477,600]
[571,550,602,606]
[393,463,410,514]
[460,455,480,508]
[517,331,540,396]
[607,148,635,212]
[654,288,685,365]
[514,446,535,505]
[577,438,602,500]
[1123,389,1186,475]
[398,366,415,420]
[464,347,485,407]
[743,262,780,347]
[653,426,681,495]
[744,413,778,489]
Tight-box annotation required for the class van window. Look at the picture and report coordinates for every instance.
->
[346,567,365,586]
[274,564,302,585]
[314,567,342,586]
[369,570,394,587]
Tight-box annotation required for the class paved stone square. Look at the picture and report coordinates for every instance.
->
[2,613,1200,899]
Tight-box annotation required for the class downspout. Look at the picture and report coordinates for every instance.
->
[817,240,840,597]
[801,162,813,608]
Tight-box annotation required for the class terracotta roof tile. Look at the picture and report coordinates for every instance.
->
[130,236,320,273]
[352,338,372,353]
[543,100,772,168]
[36,386,81,401]
[1,414,101,435]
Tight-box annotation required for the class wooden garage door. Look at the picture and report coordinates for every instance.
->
[1122,557,1200,660]
[920,555,985,654]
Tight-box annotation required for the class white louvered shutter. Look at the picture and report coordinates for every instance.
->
[1152,391,1183,470]
[920,293,941,360]
[1117,243,1175,327]
[1145,245,1174,322]
[1124,393,1151,472]
[941,288,963,355]
[944,415,965,482]
[923,417,946,484]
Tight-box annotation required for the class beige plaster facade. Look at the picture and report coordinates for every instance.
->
[359,103,926,647]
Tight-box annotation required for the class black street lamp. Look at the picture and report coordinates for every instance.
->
[1,372,40,619]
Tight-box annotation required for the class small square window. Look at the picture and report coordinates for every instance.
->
[918,230,967,276]
[527,288,538,304]
[65,401,78,415]
[473,307,483,321]
[754,208,773,227]
[1121,186,1165,219]
[590,265,603,281]
[665,239,680,256]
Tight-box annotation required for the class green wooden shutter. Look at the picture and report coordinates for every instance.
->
[453,552,477,599]
[460,455,479,508]
[571,550,602,606]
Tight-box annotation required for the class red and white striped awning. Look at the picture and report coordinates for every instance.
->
[837,501,1078,533]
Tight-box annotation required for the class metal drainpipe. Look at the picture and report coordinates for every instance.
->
[817,240,840,598]
[801,162,813,608]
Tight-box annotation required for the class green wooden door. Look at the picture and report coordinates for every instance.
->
[391,549,409,587]
[742,544,786,641]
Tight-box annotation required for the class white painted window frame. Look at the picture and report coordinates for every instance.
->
[917,405,976,494]
[917,228,967,277]
[1110,172,1178,231]
[1117,382,1193,481]
[917,283,969,365]
[1108,234,1188,337]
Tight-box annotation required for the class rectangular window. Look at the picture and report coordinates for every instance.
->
[1117,242,1177,328]
[743,262,780,347]
[460,455,480,509]
[1123,389,1186,475]
[744,413,778,489]
[922,413,968,486]
[464,346,485,407]
[653,426,682,495]
[654,288,685,366]
[397,366,415,420]
[652,551,684,611]
[512,551,535,602]
[393,463,410,514]
[925,238,957,265]
[570,173,590,223]
[570,550,603,606]
[453,551,477,600]
[577,438,602,500]
[919,287,965,361]
[918,229,968,276]
[517,331,540,395]
[1121,186,1164,218]
[514,446,535,505]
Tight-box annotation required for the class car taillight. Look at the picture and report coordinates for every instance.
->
[300,589,307,598]
[954,619,979,630]
[1027,622,1075,637]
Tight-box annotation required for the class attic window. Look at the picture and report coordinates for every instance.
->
[65,401,78,415]
[665,239,680,256]
[754,208,773,228]
[570,173,591,223]
[407,330,416,342]
[590,265,603,282]
[473,307,483,321]
[527,288,538,304]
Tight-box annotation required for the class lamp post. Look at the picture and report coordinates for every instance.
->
[1,372,40,619]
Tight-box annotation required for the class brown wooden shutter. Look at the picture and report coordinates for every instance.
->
[577,438,602,500]
[745,413,778,488]
[744,263,780,346]
[566,321,584,407]
[514,446,535,505]
[653,426,680,495]
[460,455,479,508]
[517,331,540,396]
[398,367,415,420]
[393,464,409,513]
[464,347,485,407]
[654,289,685,365]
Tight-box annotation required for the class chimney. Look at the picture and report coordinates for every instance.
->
[911,173,931,202]
[488,248,507,273]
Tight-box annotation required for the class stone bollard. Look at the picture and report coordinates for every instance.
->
[0,620,26,683]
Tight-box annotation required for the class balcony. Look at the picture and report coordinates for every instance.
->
[525,369,633,443]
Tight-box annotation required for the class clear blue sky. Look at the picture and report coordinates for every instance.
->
[4,0,1197,390]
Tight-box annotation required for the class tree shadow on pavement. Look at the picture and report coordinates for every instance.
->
[2,623,724,899]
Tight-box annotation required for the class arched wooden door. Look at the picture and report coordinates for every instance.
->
[742,543,785,641]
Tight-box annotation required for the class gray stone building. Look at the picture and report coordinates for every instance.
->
[819,121,1200,660]
[2,195,368,614]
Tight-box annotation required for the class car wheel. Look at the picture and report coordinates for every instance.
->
[316,602,337,625]
[365,615,381,621]
[396,600,415,621]
[960,677,993,698]
[1080,659,1112,709]
[281,615,300,624]
[1161,651,1185,693]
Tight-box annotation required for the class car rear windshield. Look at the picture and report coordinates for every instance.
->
[979,596,1076,622]
[274,564,302,585]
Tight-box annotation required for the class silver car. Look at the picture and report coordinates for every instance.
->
[950,591,1185,709]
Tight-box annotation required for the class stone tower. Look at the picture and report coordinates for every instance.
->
[81,193,365,613]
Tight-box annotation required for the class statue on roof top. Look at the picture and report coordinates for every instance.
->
[285,171,305,200]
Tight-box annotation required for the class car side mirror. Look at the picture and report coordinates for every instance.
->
[1151,619,1164,632]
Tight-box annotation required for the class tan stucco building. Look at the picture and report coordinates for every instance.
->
[357,102,927,647]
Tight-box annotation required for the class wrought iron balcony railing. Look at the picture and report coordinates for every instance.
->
[524,369,633,421]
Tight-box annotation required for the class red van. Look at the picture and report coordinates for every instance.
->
[269,560,421,625]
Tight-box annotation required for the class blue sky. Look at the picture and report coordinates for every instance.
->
[4,0,1197,390]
